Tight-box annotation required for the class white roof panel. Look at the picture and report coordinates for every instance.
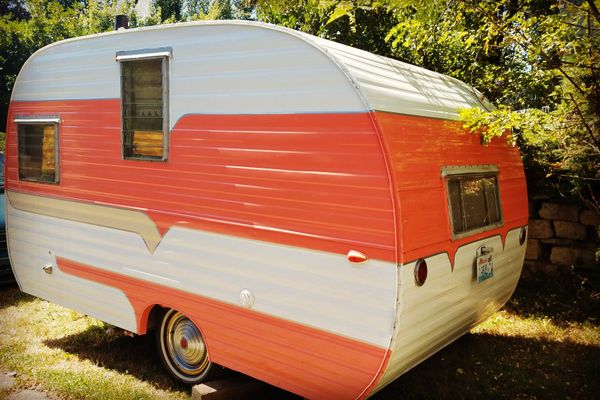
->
[12,21,492,121]
[306,35,494,119]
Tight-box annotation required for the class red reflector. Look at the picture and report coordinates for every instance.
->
[519,226,527,246]
[414,259,428,286]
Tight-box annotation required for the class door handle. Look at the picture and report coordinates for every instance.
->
[347,250,368,263]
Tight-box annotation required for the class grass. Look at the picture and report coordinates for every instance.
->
[0,270,599,399]
[0,288,188,400]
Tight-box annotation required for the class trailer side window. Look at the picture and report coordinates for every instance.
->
[15,119,59,184]
[118,48,170,160]
[443,166,502,239]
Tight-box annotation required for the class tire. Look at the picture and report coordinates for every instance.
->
[156,309,221,385]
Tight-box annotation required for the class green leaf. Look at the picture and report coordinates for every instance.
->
[326,1,353,25]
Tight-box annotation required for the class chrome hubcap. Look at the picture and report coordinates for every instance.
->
[165,312,209,376]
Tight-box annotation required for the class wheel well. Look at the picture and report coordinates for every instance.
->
[143,304,167,333]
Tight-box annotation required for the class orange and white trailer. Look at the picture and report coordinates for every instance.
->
[5,21,528,399]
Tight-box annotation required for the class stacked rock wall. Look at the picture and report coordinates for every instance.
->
[525,201,600,276]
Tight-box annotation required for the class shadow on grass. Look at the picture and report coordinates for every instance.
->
[375,270,600,399]
[373,271,600,400]
[44,325,301,399]
[44,326,188,393]
[374,332,600,400]
[505,270,599,326]
[0,285,35,311]
[45,321,599,400]
[30,271,600,399]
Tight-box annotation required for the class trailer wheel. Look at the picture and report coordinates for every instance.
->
[156,309,219,384]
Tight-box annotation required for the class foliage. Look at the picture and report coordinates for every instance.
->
[0,0,29,20]
[403,0,598,211]
[258,0,599,211]
[0,1,258,134]
[155,0,184,21]
[255,1,400,56]
[1,0,77,132]
[170,0,254,21]
[455,1,600,211]
[185,0,234,21]
[0,0,142,132]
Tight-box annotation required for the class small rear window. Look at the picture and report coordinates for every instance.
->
[16,120,59,184]
[443,166,502,238]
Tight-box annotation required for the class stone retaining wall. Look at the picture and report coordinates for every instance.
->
[525,201,600,276]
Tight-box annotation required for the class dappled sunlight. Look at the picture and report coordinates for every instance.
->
[473,310,600,347]
[374,327,600,399]
[501,273,600,326]
[2,276,598,400]
[373,273,600,399]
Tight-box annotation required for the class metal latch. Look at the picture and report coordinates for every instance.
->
[477,246,494,257]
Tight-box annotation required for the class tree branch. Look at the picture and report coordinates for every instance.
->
[474,2,597,87]
[588,0,600,25]
[568,92,600,147]
[561,20,600,30]
[560,60,599,70]
[559,66,586,94]
[579,183,600,214]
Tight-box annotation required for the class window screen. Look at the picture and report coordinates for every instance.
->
[446,172,502,237]
[121,57,167,159]
[17,123,58,183]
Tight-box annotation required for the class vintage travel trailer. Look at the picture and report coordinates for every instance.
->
[5,21,528,399]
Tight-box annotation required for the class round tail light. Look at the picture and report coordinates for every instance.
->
[519,226,527,246]
[414,259,428,286]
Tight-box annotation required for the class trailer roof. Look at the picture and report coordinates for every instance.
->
[308,34,494,119]
[12,20,493,121]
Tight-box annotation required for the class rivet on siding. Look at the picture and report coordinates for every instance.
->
[239,289,255,309]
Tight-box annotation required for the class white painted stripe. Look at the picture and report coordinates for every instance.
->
[376,229,525,390]
[6,201,397,348]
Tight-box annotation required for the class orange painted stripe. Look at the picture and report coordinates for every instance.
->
[6,100,396,262]
[56,257,389,400]
[6,101,528,268]
[359,349,392,399]
[373,111,529,265]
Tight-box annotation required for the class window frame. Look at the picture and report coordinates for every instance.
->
[14,116,61,184]
[442,165,503,240]
[116,47,171,162]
